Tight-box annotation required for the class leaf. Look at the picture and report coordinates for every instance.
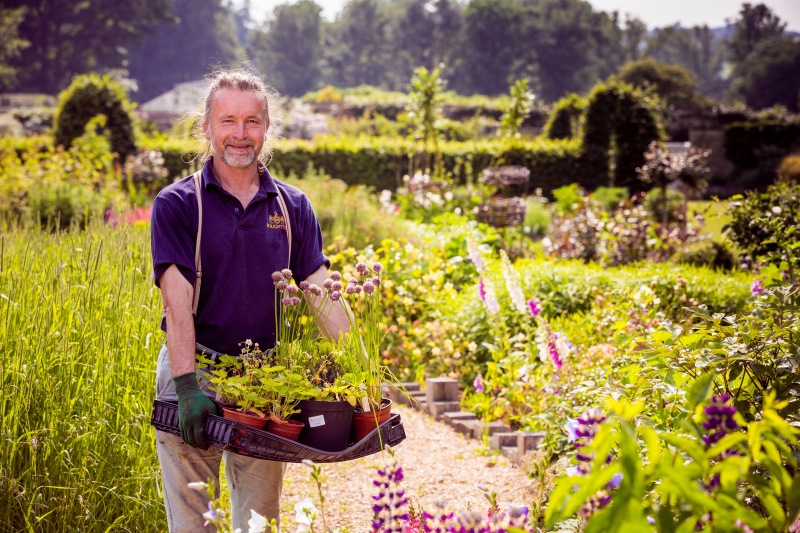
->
[686,374,715,411]
[706,433,746,458]
[660,434,706,465]
[786,475,800,527]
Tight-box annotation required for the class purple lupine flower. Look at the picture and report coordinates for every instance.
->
[356,262,369,275]
[372,261,383,273]
[372,460,409,533]
[330,271,342,281]
[564,419,580,443]
[271,272,283,283]
[281,268,292,279]
[422,503,454,533]
[750,279,764,297]
[527,298,542,318]
[473,373,485,394]
[363,281,376,295]
[702,394,738,447]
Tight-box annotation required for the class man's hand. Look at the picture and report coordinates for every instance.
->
[174,372,219,450]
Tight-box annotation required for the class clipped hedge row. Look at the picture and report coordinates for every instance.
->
[725,120,800,169]
[147,135,607,196]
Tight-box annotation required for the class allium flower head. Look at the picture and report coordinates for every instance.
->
[363,281,375,295]
[282,297,292,306]
[331,281,343,291]
[356,262,369,275]
[348,277,358,286]
[298,281,310,291]
[372,261,383,273]
[527,298,542,318]
[281,268,292,280]
[287,284,299,294]
[277,280,288,291]
[330,271,342,281]
[372,276,381,286]
[323,279,333,289]
[271,272,283,283]
[291,297,301,306]
[330,291,341,301]
[308,284,322,296]
[345,285,356,295]
[355,285,363,294]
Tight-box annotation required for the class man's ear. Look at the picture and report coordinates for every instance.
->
[202,120,210,141]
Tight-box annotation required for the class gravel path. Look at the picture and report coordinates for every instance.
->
[279,405,536,532]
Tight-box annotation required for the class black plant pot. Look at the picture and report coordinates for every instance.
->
[292,399,356,452]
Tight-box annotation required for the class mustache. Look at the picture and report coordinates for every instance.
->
[224,140,255,148]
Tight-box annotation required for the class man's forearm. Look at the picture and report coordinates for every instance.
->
[160,265,197,376]
[304,265,351,340]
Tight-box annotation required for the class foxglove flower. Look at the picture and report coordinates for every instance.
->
[473,373,485,394]
[501,250,527,315]
[466,237,486,273]
[527,298,542,318]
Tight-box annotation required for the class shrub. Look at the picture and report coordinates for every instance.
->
[544,93,586,140]
[672,240,738,271]
[314,85,343,103]
[778,154,800,181]
[724,120,800,170]
[589,186,628,211]
[53,74,137,161]
[725,181,800,284]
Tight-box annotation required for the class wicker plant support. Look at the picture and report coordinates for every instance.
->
[480,166,531,187]
[475,196,527,228]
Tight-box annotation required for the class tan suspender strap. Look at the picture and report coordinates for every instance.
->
[192,171,203,315]
[275,189,292,269]
[191,169,292,316]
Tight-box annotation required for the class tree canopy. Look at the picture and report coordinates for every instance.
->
[730,35,800,112]
[618,58,711,109]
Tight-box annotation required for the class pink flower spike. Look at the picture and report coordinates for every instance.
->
[527,298,542,318]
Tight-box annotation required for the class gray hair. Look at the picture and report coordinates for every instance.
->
[193,65,283,164]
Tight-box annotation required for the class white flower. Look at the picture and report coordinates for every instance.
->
[187,481,208,491]
[444,191,454,201]
[294,498,318,532]
[772,206,782,215]
[247,510,269,533]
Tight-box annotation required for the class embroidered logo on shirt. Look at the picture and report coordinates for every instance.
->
[267,211,286,229]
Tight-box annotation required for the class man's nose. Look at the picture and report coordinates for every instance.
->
[231,120,246,139]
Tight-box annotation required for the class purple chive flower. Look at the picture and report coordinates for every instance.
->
[607,472,623,489]
[750,279,764,297]
[372,276,381,286]
[281,297,292,306]
[322,279,333,289]
[298,281,310,291]
[271,272,283,283]
[330,291,341,301]
[473,373,485,393]
[356,262,369,275]
[527,298,542,318]
[702,394,738,447]
[355,285,363,294]
[287,284,299,294]
[348,277,358,286]
[372,261,383,273]
[345,285,356,295]
[291,297,301,306]
[363,281,375,295]
[309,284,322,296]
[330,271,342,281]
[331,281,343,291]
[281,268,292,279]
[276,280,288,291]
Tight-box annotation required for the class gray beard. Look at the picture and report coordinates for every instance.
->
[220,149,256,168]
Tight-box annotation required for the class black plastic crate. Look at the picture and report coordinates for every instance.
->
[150,399,406,463]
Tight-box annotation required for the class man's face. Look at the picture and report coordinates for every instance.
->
[204,88,268,169]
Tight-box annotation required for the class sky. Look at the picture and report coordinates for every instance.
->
[241,0,800,31]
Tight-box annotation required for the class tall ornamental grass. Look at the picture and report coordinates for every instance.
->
[0,221,165,532]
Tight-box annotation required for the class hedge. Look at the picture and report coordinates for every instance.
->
[724,120,800,169]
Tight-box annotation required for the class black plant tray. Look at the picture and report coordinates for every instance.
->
[150,399,406,463]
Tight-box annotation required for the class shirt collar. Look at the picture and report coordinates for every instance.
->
[201,157,279,198]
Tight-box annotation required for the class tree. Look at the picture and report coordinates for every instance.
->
[0,7,28,89]
[730,35,800,112]
[645,25,726,99]
[4,0,174,94]
[453,0,524,95]
[128,0,244,102]
[618,58,711,109]
[249,0,323,96]
[322,0,392,88]
[383,0,462,90]
[727,3,785,64]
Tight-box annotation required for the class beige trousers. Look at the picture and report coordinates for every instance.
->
[155,345,286,533]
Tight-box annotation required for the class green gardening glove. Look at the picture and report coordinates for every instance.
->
[174,372,219,450]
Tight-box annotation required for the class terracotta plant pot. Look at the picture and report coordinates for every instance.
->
[222,407,268,432]
[351,398,392,443]
[265,416,305,442]
[292,399,356,452]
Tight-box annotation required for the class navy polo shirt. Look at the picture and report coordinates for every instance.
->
[150,157,330,355]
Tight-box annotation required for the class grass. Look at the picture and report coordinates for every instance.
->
[0,221,166,532]
[688,200,732,243]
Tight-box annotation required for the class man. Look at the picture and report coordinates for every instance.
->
[150,67,348,532]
